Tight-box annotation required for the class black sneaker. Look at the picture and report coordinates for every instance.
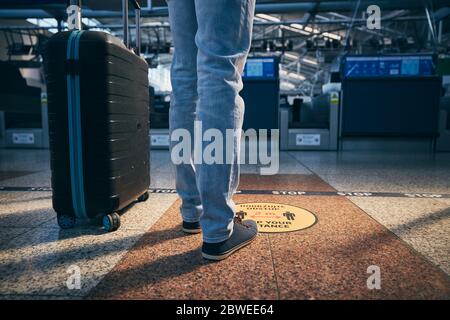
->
[202,217,258,261]
[182,221,202,234]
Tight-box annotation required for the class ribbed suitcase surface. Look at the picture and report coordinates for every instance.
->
[44,30,150,221]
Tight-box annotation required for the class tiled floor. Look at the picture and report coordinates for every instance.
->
[89,175,449,299]
[349,197,450,275]
[0,175,178,298]
[0,148,449,299]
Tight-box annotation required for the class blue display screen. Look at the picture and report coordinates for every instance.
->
[344,55,435,78]
[243,58,277,79]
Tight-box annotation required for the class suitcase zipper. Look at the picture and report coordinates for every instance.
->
[67,30,87,219]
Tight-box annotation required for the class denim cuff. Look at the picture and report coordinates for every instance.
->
[202,226,233,243]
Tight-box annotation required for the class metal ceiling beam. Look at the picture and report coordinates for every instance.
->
[0,15,436,30]
[253,16,432,25]
[256,1,450,14]
[1,1,449,19]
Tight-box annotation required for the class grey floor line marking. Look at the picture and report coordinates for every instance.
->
[2,186,449,199]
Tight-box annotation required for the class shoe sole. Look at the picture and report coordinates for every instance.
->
[182,227,202,234]
[201,233,257,261]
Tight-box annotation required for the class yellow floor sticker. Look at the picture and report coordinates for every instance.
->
[236,202,317,233]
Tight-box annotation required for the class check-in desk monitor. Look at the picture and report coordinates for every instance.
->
[241,57,280,131]
[341,55,441,137]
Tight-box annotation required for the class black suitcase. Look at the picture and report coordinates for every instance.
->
[44,0,150,231]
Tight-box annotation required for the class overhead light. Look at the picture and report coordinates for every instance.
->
[82,18,100,27]
[323,32,341,41]
[280,81,296,90]
[284,52,299,60]
[290,23,304,30]
[302,58,318,65]
[288,73,306,81]
[256,14,280,22]
[26,18,58,33]
[281,25,310,35]
[142,21,169,27]
[254,16,268,22]
[304,26,320,34]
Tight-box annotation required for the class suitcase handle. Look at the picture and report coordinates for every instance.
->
[67,0,141,56]
[122,0,141,56]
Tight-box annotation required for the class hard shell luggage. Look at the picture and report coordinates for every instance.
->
[44,0,150,231]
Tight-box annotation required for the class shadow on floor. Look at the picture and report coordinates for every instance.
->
[0,225,190,281]
[87,247,208,299]
[390,207,450,236]
[0,195,52,205]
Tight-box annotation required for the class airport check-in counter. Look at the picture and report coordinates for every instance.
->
[149,57,281,150]
[241,57,280,131]
[280,92,340,151]
[339,54,442,151]
[149,88,170,150]
[2,94,49,149]
[437,95,450,151]
[0,61,48,149]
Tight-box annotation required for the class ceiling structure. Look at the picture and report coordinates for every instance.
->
[0,0,449,95]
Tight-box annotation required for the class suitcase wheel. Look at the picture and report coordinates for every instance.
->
[103,213,121,232]
[138,191,149,202]
[57,214,76,229]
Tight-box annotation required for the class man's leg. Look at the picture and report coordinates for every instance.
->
[194,0,256,243]
[167,0,202,225]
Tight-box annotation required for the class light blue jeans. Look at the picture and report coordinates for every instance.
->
[167,0,256,243]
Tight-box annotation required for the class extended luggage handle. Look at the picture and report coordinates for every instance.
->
[122,0,142,56]
[67,0,141,56]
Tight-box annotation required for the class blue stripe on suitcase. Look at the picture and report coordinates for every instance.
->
[73,30,86,217]
[66,30,87,219]
[66,31,79,217]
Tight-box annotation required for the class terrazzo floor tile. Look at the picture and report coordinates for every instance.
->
[0,191,52,205]
[38,193,178,232]
[318,174,412,193]
[270,153,312,175]
[388,174,450,193]
[0,193,54,227]
[0,226,147,297]
[150,170,176,189]
[89,174,450,300]
[240,194,450,300]
[1,148,449,300]
[0,227,33,247]
[88,201,278,300]
[150,150,172,170]
[289,151,450,177]
[112,194,179,231]
[240,151,312,175]
[147,151,312,176]
[0,170,51,187]
[0,149,50,172]
[0,294,81,300]
[348,197,450,275]
[0,170,37,182]
[0,190,179,298]
[240,164,259,174]
[238,174,335,192]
